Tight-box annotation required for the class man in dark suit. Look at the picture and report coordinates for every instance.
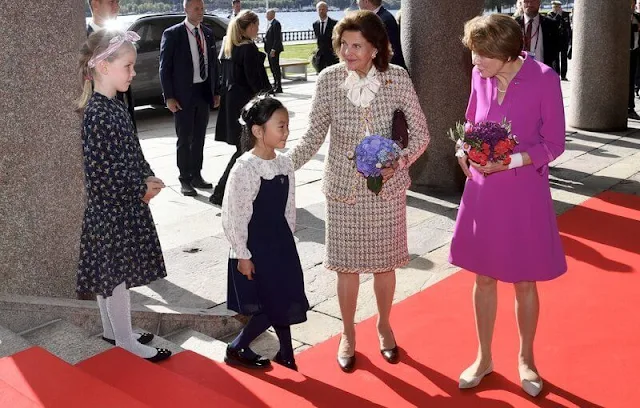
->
[357,0,406,69]
[265,9,284,93]
[548,1,572,80]
[515,0,560,69]
[159,0,220,196]
[86,0,137,133]
[227,0,241,20]
[312,1,339,73]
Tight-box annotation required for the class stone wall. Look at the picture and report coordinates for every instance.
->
[0,3,87,297]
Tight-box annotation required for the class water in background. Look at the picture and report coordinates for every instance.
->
[90,10,398,33]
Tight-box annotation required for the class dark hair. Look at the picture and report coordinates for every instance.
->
[240,95,286,152]
[333,10,391,71]
[462,14,523,61]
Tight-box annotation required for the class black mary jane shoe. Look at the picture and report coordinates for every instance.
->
[380,345,400,364]
[273,352,298,371]
[337,355,356,373]
[224,346,271,369]
[102,332,154,346]
[145,348,172,363]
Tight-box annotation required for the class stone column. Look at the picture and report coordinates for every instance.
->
[568,1,630,131]
[0,4,86,297]
[403,0,485,194]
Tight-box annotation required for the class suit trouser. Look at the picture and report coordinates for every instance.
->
[268,52,282,88]
[630,49,640,110]
[174,83,210,181]
[554,42,569,79]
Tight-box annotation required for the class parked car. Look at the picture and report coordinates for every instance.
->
[127,14,229,106]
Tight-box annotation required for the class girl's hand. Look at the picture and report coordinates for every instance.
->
[457,156,473,179]
[470,160,508,176]
[238,259,255,280]
[142,177,165,203]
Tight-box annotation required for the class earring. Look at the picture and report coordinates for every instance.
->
[372,51,378,59]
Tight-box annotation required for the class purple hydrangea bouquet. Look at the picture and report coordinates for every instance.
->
[347,134,402,195]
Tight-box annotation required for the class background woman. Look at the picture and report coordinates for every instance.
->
[211,10,271,205]
[288,10,429,372]
[450,14,567,397]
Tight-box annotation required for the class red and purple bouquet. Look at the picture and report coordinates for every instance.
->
[448,119,518,166]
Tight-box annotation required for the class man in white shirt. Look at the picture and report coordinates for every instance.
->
[312,2,339,72]
[629,0,640,119]
[227,0,241,19]
[86,0,120,34]
[160,0,221,196]
[265,9,284,93]
[515,0,559,68]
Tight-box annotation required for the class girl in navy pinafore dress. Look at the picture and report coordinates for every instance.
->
[222,95,309,371]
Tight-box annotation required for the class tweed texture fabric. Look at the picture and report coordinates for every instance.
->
[288,63,430,273]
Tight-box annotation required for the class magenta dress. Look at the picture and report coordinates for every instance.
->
[449,54,567,282]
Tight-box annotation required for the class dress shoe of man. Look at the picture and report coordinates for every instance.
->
[224,345,271,369]
[180,180,197,197]
[273,351,298,371]
[275,87,283,94]
[191,175,213,189]
[629,109,640,120]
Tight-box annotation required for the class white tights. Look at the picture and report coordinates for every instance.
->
[97,282,156,359]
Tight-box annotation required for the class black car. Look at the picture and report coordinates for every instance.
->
[128,14,228,106]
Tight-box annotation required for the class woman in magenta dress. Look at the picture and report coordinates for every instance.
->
[449,14,567,397]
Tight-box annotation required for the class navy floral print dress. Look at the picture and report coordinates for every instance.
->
[77,93,167,297]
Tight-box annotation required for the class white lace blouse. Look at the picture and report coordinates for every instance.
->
[221,152,296,260]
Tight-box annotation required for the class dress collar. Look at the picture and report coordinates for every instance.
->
[341,66,381,108]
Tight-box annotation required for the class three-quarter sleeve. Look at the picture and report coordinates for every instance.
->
[287,71,332,170]
[398,69,430,166]
[83,121,147,200]
[465,71,479,123]
[284,160,296,234]
[527,72,566,172]
[222,160,260,259]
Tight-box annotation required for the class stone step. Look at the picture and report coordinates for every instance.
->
[21,320,112,364]
[164,329,227,362]
[0,324,31,358]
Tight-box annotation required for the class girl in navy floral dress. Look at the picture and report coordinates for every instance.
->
[222,96,309,371]
[76,30,170,362]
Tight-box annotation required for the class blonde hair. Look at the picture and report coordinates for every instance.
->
[76,30,136,110]
[462,14,523,61]
[223,9,258,58]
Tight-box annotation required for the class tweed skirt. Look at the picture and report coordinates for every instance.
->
[325,190,409,274]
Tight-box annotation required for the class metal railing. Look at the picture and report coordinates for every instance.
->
[256,30,316,43]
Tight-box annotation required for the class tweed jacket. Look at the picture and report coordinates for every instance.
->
[288,63,429,203]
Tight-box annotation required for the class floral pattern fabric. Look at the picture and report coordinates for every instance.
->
[77,93,167,297]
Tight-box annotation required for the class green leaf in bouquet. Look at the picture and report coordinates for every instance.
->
[367,175,384,195]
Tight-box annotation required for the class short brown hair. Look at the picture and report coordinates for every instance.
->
[333,10,391,71]
[462,14,523,61]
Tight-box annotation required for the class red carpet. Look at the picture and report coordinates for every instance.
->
[0,347,148,407]
[167,191,640,407]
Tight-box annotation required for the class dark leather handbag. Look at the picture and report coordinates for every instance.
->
[392,109,408,149]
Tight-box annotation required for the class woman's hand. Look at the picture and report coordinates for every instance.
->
[457,156,473,179]
[470,160,508,176]
[142,177,165,203]
[381,159,402,183]
[238,259,255,280]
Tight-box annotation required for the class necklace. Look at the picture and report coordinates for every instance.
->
[497,86,507,93]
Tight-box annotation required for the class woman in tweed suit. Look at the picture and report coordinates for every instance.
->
[288,10,429,372]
